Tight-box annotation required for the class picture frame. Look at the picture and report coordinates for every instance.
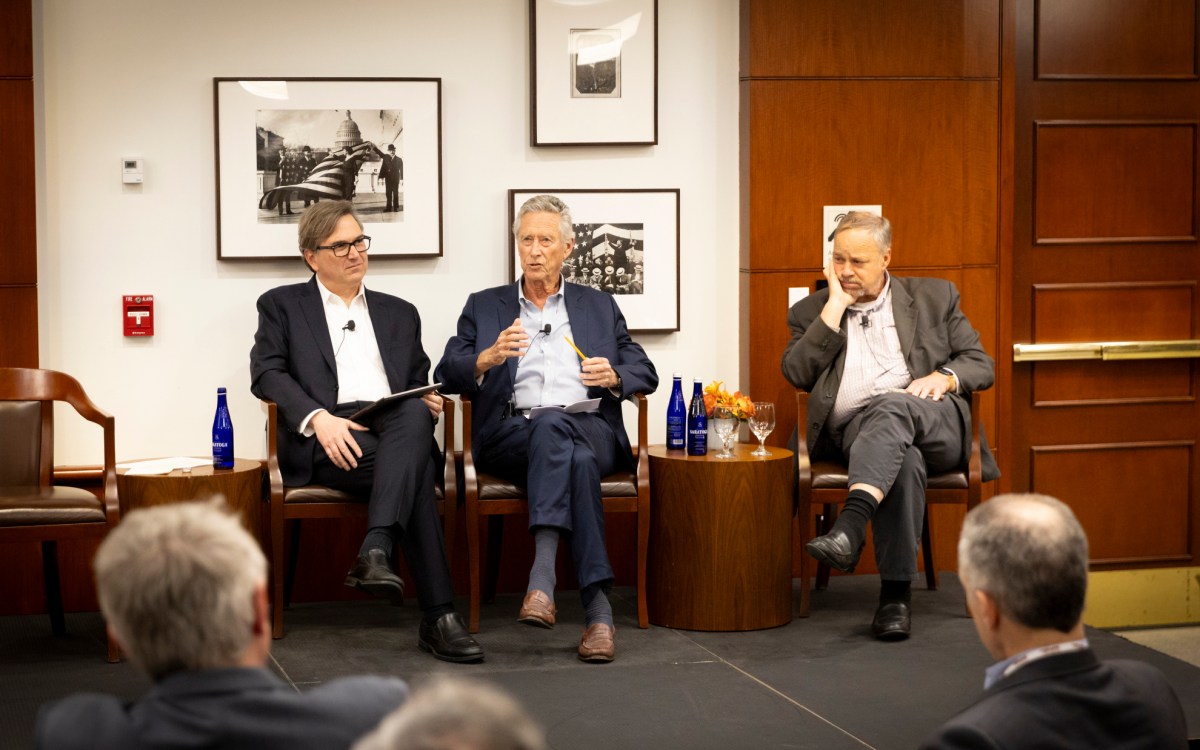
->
[508,189,679,333]
[214,77,442,260]
[529,0,658,146]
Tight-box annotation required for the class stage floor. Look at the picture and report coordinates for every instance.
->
[4,574,1198,749]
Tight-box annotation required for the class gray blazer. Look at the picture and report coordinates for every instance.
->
[781,275,998,480]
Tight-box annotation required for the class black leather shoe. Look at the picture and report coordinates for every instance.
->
[419,613,485,663]
[344,549,405,604]
[871,600,911,641]
[804,530,865,573]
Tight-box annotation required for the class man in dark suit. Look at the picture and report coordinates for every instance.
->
[435,194,658,662]
[250,200,482,663]
[378,144,403,212]
[919,493,1187,749]
[782,211,998,640]
[36,502,409,749]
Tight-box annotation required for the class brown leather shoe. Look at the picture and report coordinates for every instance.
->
[517,590,556,629]
[578,623,615,662]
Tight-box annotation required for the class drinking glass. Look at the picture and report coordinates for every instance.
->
[749,402,775,457]
[712,405,738,459]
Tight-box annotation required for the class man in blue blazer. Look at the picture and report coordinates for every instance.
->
[919,493,1187,749]
[37,502,410,750]
[250,200,481,663]
[436,194,657,662]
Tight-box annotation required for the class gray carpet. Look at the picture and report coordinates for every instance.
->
[4,574,1198,749]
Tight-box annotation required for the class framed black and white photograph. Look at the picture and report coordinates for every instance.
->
[214,77,442,260]
[530,0,657,146]
[508,189,679,333]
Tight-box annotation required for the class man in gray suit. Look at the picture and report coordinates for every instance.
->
[782,211,997,640]
[919,493,1187,749]
[36,502,409,750]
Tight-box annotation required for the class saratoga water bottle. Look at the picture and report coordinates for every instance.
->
[666,373,686,450]
[212,387,234,469]
[686,378,707,456]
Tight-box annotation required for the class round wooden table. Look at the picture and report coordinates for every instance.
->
[647,443,794,631]
[117,458,265,541]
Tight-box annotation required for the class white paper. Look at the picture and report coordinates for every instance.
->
[118,457,212,476]
[529,398,601,418]
[788,287,809,309]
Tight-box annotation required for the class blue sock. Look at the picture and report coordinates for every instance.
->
[582,582,613,628]
[527,527,559,601]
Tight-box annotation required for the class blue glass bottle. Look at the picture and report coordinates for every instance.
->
[666,373,686,450]
[212,387,234,469]
[686,378,707,456]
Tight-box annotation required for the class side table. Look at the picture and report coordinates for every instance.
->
[647,443,794,631]
[117,458,265,542]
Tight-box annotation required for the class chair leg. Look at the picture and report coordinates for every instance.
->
[483,516,504,604]
[467,503,482,634]
[797,506,813,617]
[815,505,834,590]
[284,519,302,609]
[922,507,938,590]
[271,503,286,640]
[441,497,457,582]
[41,540,66,636]
[636,497,649,629]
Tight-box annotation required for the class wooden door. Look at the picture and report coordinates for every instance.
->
[1010,0,1200,569]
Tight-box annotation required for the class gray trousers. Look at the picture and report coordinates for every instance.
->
[836,392,965,581]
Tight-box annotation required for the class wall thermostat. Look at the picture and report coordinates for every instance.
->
[122,158,144,184]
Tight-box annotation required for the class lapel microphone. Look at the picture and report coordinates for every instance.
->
[860,314,871,329]
[343,320,356,332]
[541,323,551,335]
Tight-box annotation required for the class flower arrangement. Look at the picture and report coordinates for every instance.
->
[703,381,756,420]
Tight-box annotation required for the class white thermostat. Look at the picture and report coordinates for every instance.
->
[122,158,144,184]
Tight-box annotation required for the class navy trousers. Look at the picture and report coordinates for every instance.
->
[311,398,454,611]
[475,410,628,591]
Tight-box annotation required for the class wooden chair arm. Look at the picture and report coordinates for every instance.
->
[261,400,285,508]
[794,390,812,491]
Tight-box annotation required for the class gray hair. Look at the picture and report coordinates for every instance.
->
[298,199,363,270]
[94,500,267,680]
[832,211,892,254]
[353,676,547,750]
[512,194,574,245]
[958,493,1088,633]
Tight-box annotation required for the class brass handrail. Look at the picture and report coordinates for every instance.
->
[1013,340,1200,362]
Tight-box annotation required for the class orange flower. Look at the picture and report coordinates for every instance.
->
[702,381,757,420]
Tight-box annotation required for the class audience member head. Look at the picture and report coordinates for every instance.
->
[831,210,892,254]
[512,194,573,245]
[353,676,547,750]
[958,493,1089,657]
[298,199,363,269]
[94,500,269,681]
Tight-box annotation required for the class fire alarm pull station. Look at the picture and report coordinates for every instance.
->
[123,295,154,336]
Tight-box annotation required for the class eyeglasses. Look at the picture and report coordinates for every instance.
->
[315,235,371,257]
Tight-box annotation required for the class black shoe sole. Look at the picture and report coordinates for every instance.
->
[872,627,911,642]
[804,540,860,574]
[418,639,485,663]
[344,575,405,605]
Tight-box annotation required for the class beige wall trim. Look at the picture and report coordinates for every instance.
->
[1085,567,1200,628]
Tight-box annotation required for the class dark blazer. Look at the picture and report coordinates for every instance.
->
[35,667,408,750]
[435,281,658,460]
[781,275,999,480]
[378,154,403,185]
[250,277,432,486]
[919,650,1188,749]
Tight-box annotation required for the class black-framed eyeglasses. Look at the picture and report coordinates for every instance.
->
[315,235,371,257]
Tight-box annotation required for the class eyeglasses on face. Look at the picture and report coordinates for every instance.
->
[315,235,371,257]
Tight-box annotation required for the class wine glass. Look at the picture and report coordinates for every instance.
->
[711,405,738,459]
[749,402,775,457]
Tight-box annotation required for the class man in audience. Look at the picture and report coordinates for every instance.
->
[919,493,1187,749]
[251,200,482,663]
[36,502,409,749]
[353,676,547,750]
[782,211,998,640]
[435,194,657,662]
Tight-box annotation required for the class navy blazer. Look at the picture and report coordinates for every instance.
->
[435,281,658,460]
[250,277,433,486]
[919,650,1188,749]
[36,667,408,750]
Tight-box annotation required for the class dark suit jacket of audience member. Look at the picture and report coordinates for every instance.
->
[782,275,999,481]
[251,276,434,486]
[435,280,658,464]
[36,667,408,750]
[919,649,1188,749]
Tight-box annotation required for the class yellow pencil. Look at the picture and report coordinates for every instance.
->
[563,335,588,361]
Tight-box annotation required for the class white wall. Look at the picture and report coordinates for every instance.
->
[34,0,740,464]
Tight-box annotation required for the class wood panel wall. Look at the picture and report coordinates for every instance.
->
[740,0,1010,577]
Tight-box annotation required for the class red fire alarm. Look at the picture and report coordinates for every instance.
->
[123,295,154,337]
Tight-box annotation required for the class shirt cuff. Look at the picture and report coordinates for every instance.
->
[299,408,325,437]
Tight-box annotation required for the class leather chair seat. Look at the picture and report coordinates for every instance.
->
[808,461,969,491]
[282,484,444,505]
[0,485,106,525]
[477,472,637,501]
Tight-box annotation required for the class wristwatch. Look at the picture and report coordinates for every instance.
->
[936,367,957,392]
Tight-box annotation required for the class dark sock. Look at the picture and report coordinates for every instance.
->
[527,527,559,601]
[423,603,454,625]
[581,583,614,628]
[880,579,912,604]
[830,489,878,548]
[359,526,394,557]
